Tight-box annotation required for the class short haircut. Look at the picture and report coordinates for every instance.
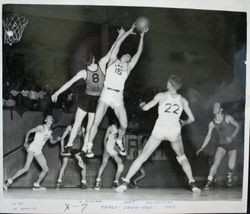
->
[45,115,54,121]
[84,52,94,66]
[169,75,183,90]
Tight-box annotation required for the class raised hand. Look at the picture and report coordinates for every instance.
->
[128,23,137,35]
[117,27,125,37]
[196,149,202,156]
[139,101,146,109]
[140,26,149,37]
[51,93,58,103]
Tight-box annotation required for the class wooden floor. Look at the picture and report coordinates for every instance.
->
[3,187,242,201]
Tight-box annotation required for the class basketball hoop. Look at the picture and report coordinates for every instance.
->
[3,14,28,46]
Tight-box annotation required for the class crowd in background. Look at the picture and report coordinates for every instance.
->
[3,74,162,130]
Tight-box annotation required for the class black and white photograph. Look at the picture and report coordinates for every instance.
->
[0,0,249,213]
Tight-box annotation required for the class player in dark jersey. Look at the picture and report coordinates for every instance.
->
[51,28,125,157]
[56,125,87,189]
[196,102,240,190]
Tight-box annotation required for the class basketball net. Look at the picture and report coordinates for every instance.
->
[2,14,28,46]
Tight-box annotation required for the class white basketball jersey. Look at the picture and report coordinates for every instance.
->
[32,125,52,148]
[104,60,129,91]
[156,92,183,128]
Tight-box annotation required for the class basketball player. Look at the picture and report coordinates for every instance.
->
[196,102,240,190]
[94,122,124,190]
[115,75,201,193]
[51,28,126,158]
[3,115,60,190]
[56,124,88,189]
[86,24,149,158]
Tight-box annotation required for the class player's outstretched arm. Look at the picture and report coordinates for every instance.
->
[225,115,240,143]
[51,70,86,103]
[128,27,149,72]
[180,98,195,126]
[196,121,214,156]
[108,23,136,66]
[99,27,126,74]
[140,93,161,111]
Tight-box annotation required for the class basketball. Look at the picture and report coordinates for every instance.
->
[135,17,150,32]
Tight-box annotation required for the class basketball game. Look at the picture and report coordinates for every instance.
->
[1,1,248,214]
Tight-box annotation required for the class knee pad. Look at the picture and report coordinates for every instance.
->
[176,155,188,164]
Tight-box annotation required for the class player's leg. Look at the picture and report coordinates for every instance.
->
[113,105,128,156]
[113,155,124,187]
[115,135,161,192]
[170,138,200,192]
[87,101,109,156]
[133,167,146,187]
[4,151,34,190]
[64,107,87,154]
[74,153,87,189]
[227,149,237,187]
[56,157,69,188]
[204,147,226,190]
[81,112,95,153]
[95,152,110,190]
[33,153,49,190]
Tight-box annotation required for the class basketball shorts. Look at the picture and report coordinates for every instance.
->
[151,122,181,142]
[218,140,238,152]
[77,94,99,113]
[99,87,124,108]
[27,143,43,156]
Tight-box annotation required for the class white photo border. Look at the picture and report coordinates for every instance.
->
[0,0,249,213]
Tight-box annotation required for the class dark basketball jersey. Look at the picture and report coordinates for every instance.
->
[213,115,234,145]
[85,65,105,96]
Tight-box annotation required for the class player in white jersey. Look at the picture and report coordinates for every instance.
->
[3,115,60,191]
[51,29,125,157]
[116,75,201,193]
[86,24,148,157]
[94,121,124,190]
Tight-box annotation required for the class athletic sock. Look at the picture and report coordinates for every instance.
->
[122,178,130,183]
[208,176,213,182]
[81,180,86,184]
[228,169,233,177]
[7,178,13,184]
[33,183,40,187]
[188,179,195,184]
[57,179,62,183]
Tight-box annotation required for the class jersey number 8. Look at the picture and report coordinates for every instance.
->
[92,73,99,83]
